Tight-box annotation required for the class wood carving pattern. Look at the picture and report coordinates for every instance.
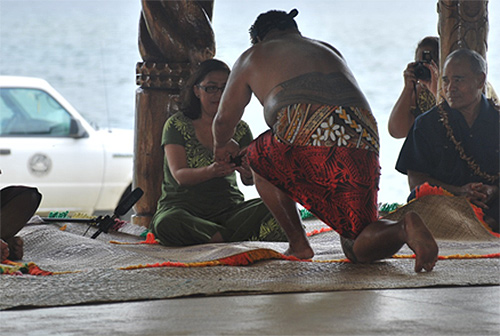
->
[137,0,216,89]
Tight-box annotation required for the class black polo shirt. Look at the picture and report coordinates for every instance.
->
[396,95,499,186]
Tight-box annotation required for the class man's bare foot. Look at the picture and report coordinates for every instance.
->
[284,241,314,259]
[5,237,24,261]
[403,212,439,272]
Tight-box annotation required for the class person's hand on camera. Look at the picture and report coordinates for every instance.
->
[403,62,418,90]
[418,60,439,97]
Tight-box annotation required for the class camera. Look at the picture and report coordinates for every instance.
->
[414,50,432,81]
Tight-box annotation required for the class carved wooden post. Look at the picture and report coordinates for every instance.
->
[437,0,489,98]
[133,0,215,227]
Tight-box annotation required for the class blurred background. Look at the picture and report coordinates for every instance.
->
[1,0,498,204]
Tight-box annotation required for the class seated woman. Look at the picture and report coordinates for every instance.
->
[1,185,42,262]
[150,59,284,246]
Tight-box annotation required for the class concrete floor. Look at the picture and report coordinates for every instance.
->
[1,286,499,335]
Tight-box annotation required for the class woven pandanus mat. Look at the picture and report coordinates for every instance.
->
[383,195,498,241]
[0,199,498,310]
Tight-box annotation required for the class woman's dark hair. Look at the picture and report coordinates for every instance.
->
[180,59,230,119]
[415,36,439,64]
[249,9,299,45]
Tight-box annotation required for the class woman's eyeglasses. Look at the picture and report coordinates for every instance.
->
[197,84,225,94]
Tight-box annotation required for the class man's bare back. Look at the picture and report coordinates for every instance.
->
[233,32,371,127]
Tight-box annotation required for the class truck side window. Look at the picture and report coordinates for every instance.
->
[0,88,72,137]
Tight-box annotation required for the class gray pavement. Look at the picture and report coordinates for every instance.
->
[1,286,499,335]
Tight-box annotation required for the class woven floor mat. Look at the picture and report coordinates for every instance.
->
[0,197,499,310]
[383,195,498,241]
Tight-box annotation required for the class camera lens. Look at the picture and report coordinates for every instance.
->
[414,62,431,81]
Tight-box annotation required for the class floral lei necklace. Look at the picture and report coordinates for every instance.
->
[438,102,499,183]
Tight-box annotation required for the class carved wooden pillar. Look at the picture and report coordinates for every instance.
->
[437,0,489,98]
[133,0,215,227]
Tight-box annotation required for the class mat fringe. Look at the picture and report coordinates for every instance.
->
[0,260,76,276]
[2,248,498,276]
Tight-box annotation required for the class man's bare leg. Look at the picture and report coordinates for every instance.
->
[254,173,313,259]
[353,212,438,272]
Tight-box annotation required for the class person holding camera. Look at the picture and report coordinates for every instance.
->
[388,36,498,139]
[388,36,440,139]
[150,59,284,246]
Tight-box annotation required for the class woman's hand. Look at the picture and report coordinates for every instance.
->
[207,160,236,178]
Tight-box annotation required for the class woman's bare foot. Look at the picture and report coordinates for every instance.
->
[5,237,24,260]
[403,212,439,272]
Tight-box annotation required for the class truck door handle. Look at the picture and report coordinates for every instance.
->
[0,149,11,155]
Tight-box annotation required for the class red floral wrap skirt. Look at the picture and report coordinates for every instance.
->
[246,130,380,239]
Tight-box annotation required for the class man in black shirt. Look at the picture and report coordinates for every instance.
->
[396,49,499,232]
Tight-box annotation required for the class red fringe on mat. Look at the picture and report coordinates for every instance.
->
[0,260,55,276]
[110,232,159,245]
[120,249,304,270]
[393,253,500,260]
[306,227,333,237]
[2,249,499,275]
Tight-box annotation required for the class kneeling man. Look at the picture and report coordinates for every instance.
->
[213,9,438,272]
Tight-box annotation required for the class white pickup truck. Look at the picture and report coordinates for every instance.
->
[0,76,134,215]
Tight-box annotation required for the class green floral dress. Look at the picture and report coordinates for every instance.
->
[151,112,284,246]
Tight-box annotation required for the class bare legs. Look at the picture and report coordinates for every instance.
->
[254,173,438,272]
[254,173,313,259]
[353,212,438,272]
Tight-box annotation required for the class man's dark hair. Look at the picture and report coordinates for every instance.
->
[445,48,487,76]
[249,9,299,45]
